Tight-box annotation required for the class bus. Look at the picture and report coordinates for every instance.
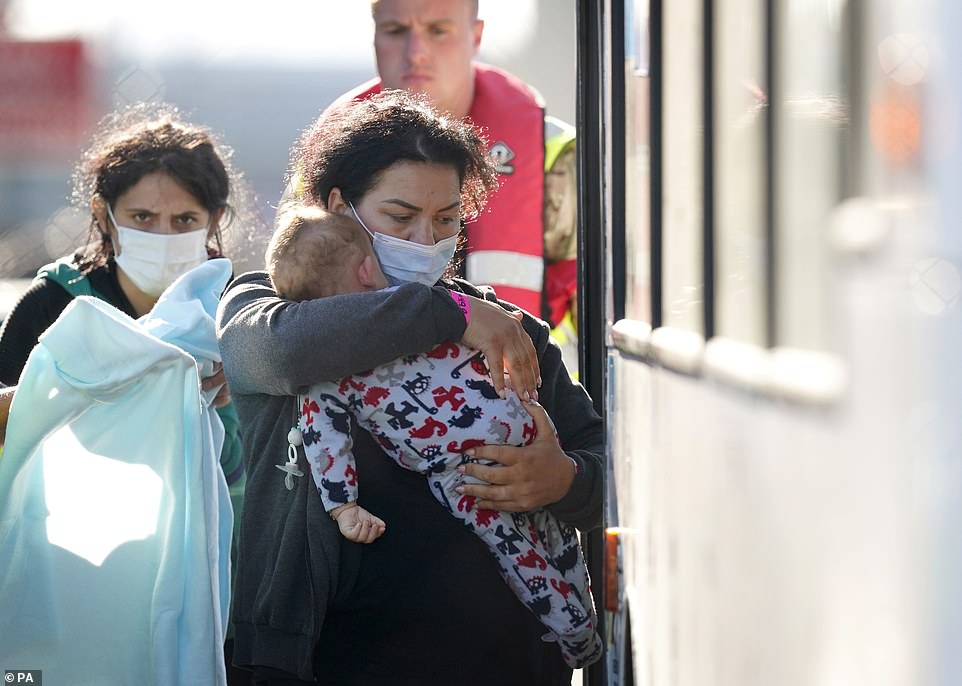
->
[575,1,962,685]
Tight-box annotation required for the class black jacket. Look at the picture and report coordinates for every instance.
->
[215,273,603,684]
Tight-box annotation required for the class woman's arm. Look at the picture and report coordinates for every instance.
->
[535,323,604,529]
[0,281,73,386]
[216,272,468,397]
[216,272,541,400]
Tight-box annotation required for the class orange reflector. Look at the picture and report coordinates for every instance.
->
[604,527,621,612]
[870,87,922,165]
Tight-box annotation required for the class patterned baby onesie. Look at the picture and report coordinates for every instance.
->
[294,341,602,668]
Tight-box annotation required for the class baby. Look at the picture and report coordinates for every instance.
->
[267,204,602,669]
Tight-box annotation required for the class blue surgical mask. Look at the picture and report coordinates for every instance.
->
[350,203,458,286]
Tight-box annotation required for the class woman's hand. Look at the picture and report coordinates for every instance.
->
[460,297,541,402]
[202,362,232,408]
[456,402,576,512]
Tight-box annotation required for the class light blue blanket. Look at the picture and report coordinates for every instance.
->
[0,260,233,685]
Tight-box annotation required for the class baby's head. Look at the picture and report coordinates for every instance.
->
[267,203,387,301]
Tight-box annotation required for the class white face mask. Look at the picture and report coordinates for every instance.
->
[350,203,458,286]
[108,205,210,298]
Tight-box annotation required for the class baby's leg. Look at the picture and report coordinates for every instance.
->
[427,469,601,668]
[522,509,603,668]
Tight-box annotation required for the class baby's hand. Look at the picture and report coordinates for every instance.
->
[331,502,386,544]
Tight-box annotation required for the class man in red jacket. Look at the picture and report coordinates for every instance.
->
[327,0,579,339]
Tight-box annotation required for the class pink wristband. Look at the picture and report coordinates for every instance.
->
[449,290,470,324]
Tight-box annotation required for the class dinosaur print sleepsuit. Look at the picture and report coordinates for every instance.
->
[294,341,602,668]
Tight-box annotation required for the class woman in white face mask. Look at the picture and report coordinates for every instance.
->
[0,102,249,387]
[0,105,255,682]
[218,90,604,686]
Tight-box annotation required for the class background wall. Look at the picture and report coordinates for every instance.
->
[0,0,577,280]
[480,0,577,124]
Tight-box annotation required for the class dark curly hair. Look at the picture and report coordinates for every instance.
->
[72,102,243,272]
[290,89,499,221]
